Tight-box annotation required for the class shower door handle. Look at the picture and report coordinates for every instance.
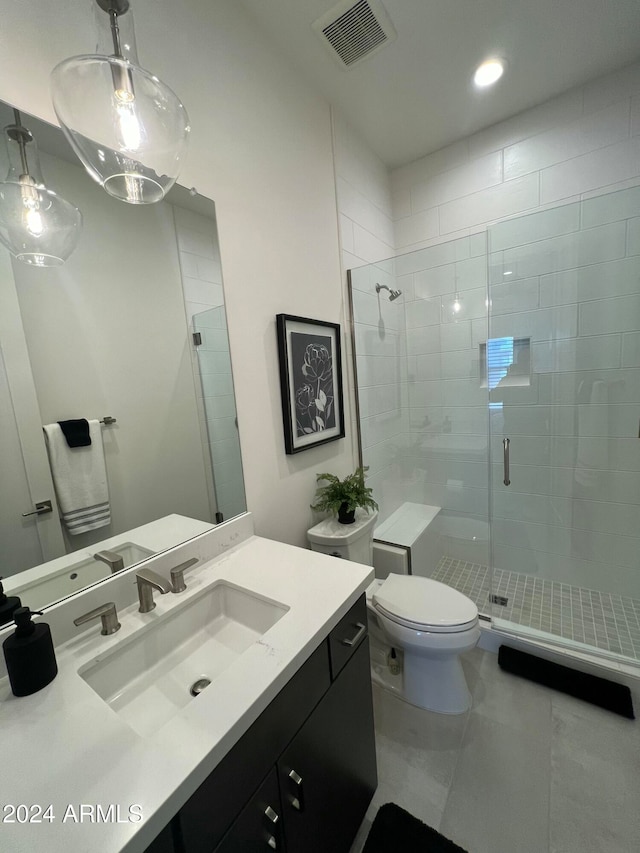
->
[503,438,511,486]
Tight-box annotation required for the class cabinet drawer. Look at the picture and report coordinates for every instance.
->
[328,594,368,680]
[213,767,284,853]
[179,640,331,853]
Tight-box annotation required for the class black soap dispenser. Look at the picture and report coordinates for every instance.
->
[3,607,58,697]
[0,577,22,628]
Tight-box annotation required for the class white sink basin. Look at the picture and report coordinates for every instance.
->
[78,582,289,737]
[105,542,156,567]
[12,542,155,611]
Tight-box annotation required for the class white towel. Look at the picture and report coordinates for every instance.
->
[43,419,111,535]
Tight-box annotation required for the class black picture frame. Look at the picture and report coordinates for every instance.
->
[276,314,345,454]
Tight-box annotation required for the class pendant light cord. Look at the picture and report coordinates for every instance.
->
[109,9,123,58]
[11,109,30,176]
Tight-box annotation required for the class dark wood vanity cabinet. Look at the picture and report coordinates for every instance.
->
[143,595,377,853]
[276,640,377,853]
[143,822,177,853]
[211,768,284,853]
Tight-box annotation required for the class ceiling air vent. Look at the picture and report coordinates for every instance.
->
[312,0,397,69]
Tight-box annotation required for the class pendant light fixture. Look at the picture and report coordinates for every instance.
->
[0,110,82,267]
[50,0,190,205]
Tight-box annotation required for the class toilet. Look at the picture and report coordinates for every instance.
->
[370,574,479,713]
[307,510,480,714]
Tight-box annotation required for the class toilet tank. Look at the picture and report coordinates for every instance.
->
[307,511,378,565]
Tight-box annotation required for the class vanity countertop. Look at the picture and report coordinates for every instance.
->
[0,533,373,853]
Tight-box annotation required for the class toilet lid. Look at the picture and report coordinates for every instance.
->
[373,574,478,631]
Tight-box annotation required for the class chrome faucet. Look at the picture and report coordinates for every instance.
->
[136,568,173,613]
[94,549,125,573]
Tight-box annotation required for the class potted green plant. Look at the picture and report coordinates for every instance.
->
[310,466,378,525]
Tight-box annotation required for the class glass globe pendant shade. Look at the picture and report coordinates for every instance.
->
[50,1,190,205]
[0,118,82,267]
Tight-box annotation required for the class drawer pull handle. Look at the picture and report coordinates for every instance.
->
[264,806,279,825]
[341,622,366,647]
[288,769,304,811]
[264,805,281,848]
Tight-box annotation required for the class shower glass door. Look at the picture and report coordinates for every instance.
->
[487,186,640,664]
[349,233,492,605]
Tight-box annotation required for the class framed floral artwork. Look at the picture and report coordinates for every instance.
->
[276,314,345,454]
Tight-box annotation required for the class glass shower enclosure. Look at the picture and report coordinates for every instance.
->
[349,185,640,667]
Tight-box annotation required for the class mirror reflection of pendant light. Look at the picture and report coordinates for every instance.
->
[50,0,190,205]
[0,110,82,267]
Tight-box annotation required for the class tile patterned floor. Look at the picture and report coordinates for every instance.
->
[350,648,640,853]
[432,556,640,662]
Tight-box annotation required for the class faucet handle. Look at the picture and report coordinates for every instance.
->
[94,549,125,573]
[170,558,199,594]
[73,602,120,635]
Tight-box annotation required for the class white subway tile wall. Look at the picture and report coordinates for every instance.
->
[350,233,492,531]
[350,267,409,523]
[391,61,640,252]
[333,111,403,523]
[485,188,640,599]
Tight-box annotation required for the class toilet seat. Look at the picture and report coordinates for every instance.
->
[373,603,478,634]
[372,574,478,634]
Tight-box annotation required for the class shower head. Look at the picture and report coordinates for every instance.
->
[375,283,402,302]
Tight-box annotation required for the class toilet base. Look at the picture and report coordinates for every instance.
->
[403,651,471,714]
[367,608,474,714]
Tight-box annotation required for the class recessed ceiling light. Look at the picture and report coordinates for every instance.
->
[474,59,505,88]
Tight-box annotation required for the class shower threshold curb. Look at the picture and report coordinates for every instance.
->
[477,620,640,693]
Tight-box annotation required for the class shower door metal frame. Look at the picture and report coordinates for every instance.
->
[347,270,366,469]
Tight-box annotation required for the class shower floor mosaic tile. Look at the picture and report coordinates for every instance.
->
[431,556,640,662]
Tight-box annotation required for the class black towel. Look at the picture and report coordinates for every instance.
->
[57,418,92,448]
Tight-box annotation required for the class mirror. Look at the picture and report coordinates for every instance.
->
[0,100,246,614]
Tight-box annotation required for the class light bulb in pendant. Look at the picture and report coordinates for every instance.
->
[19,175,45,237]
[114,97,142,152]
[0,111,82,266]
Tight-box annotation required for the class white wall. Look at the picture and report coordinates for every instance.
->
[0,346,44,574]
[12,151,212,551]
[0,0,353,548]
